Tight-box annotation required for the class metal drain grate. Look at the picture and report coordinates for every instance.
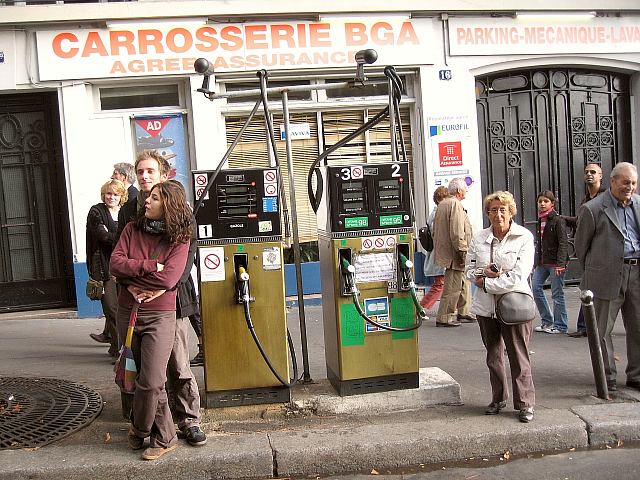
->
[0,377,103,450]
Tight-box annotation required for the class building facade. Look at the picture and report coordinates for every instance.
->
[0,0,638,315]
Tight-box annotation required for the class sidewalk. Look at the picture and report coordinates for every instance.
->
[1,286,640,479]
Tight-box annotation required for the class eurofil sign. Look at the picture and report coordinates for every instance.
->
[35,18,436,80]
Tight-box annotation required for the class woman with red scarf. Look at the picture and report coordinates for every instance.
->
[532,190,569,334]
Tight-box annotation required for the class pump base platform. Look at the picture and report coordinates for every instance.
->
[327,368,419,397]
[293,367,461,416]
[205,385,291,409]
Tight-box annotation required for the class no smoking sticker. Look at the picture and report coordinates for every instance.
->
[199,247,225,282]
[194,173,208,186]
[264,170,277,184]
[195,186,209,201]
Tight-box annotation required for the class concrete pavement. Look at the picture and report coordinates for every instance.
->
[1,286,640,479]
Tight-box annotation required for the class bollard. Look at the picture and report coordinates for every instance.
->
[580,290,609,400]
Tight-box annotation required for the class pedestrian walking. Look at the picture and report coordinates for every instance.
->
[420,186,449,311]
[433,178,474,327]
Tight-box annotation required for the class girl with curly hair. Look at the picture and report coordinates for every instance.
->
[110,180,192,460]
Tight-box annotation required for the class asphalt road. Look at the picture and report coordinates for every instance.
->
[318,444,640,480]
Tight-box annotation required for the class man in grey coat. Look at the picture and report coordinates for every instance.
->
[575,162,640,392]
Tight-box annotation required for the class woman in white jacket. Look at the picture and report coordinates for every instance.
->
[464,191,536,423]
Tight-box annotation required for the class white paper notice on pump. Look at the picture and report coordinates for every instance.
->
[262,247,281,271]
[199,247,225,282]
[354,252,395,284]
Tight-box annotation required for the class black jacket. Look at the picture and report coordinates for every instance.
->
[86,203,118,281]
[535,210,568,267]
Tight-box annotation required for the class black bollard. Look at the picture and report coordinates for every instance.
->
[580,290,609,400]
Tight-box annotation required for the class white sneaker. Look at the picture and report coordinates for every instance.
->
[545,327,563,334]
[534,325,549,332]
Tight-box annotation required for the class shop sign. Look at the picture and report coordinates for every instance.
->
[280,123,311,140]
[449,17,640,56]
[35,18,436,80]
[133,114,192,199]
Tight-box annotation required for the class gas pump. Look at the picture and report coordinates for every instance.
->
[194,167,295,407]
[309,64,426,396]
[316,162,426,395]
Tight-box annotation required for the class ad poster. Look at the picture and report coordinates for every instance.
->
[427,114,474,191]
[133,113,192,200]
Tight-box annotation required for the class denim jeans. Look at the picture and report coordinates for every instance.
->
[532,265,568,332]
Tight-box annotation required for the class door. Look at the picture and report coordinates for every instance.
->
[0,93,75,311]
[475,69,632,282]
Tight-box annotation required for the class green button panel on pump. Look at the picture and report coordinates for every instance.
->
[344,217,369,229]
[380,215,403,227]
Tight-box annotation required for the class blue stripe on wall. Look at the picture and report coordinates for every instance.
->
[74,263,104,318]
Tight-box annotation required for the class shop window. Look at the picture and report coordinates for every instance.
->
[99,84,180,111]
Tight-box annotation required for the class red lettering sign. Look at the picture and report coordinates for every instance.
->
[135,118,171,137]
[438,142,463,167]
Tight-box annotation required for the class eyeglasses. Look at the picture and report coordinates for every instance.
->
[488,207,509,215]
[585,169,600,174]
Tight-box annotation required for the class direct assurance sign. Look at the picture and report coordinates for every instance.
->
[36,18,436,80]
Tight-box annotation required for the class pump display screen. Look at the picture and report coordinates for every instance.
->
[224,185,250,194]
[339,181,367,215]
[377,179,402,210]
[322,163,412,233]
[194,168,282,241]
[224,196,247,205]
[218,183,257,219]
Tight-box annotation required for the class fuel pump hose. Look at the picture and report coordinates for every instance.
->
[238,267,299,387]
[341,258,424,332]
[398,253,429,320]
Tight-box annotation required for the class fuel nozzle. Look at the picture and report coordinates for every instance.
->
[398,252,415,291]
[340,255,358,295]
[237,266,250,303]
[398,251,427,319]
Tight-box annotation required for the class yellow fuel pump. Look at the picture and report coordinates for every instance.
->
[193,167,293,407]
[316,162,426,396]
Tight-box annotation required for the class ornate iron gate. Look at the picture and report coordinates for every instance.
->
[475,69,632,282]
[0,93,75,311]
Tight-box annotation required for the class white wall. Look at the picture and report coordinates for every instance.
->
[418,65,485,234]
[60,83,135,261]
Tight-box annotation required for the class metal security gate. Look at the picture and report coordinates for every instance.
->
[0,93,75,311]
[475,69,632,282]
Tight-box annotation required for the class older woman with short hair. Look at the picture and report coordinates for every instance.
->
[465,191,536,423]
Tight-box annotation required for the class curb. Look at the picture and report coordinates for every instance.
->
[4,404,639,480]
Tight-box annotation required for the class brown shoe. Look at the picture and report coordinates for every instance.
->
[128,428,144,450]
[89,332,111,344]
[141,444,177,460]
[436,321,461,327]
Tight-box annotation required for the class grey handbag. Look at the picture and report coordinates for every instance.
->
[495,291,536,325]
[489,242,535,325]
